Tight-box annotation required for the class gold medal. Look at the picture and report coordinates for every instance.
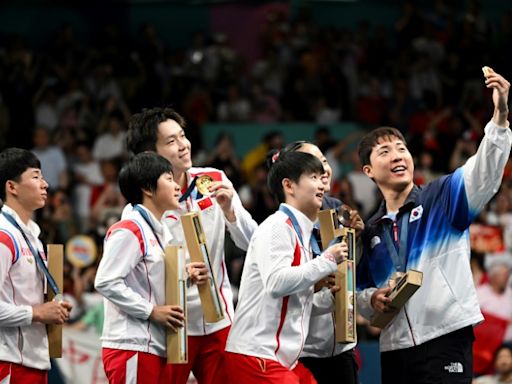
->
[53,293,64,304]
[196,175,214,196]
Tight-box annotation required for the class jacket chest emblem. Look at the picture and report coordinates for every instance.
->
[409,205,423,223]
[149,238,159,248]
[197,197,214,213]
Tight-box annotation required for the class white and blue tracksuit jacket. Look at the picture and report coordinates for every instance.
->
[357,121,512,352]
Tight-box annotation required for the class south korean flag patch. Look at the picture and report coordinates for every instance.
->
[409,205,423,223]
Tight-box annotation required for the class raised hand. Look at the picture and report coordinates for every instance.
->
[323,240,348,264]
[339,204,365,236]
[483,66,510,127]
[209,181,236,222]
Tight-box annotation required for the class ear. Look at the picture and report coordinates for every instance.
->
[282,178,294,197]
[141,188,153,199]
[362,164,373,178]
[5,180,17,198]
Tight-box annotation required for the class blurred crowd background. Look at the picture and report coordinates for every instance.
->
[1,0,512,382]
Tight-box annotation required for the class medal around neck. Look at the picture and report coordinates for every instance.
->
[52,293,64,304]
[338,207,351,226]
[196,175,214,196]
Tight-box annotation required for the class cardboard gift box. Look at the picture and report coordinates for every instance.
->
[47,244,63,358]
[370,270,423,329]
[164,245,188,363]
[181,212,224,323]
[318,209,357,343]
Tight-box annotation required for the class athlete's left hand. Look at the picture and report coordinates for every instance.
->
[209,181,236,222]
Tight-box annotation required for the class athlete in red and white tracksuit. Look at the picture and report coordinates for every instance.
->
[0,205,50,383]
[162,166,257,383]
[225,203,339,383]
[95,205,176,383]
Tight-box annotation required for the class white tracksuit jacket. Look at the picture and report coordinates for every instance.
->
[0,205,49,370]
[162,167,257,336]
[95,205,174,357]
[225,204,338,369]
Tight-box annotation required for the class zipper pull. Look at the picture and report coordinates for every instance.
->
[393,221,399,243]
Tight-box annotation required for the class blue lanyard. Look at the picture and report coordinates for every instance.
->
[279,205,321,257]
[179,176,199,203]
[2,211,61,295]
[382,211,410,272]
[133,205,164,251]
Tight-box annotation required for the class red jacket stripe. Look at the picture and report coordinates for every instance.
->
[0,230,18,263]
[275,218,302,355]
[106,220,146,255]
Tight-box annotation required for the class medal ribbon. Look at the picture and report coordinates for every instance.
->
[2,211,61,295]
[179,176,199,203]
[133,205,165,251]
[382,212,410,272]
[279,205,321,257]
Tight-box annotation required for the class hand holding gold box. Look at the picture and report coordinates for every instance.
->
[165,245,188,364]
[181,212,224,323]
[318,209,357,343]
[370,270,423,329]
[47,244,63,358]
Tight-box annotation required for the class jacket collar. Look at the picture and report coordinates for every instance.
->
[368,185,421,225]
[134,204,164,236]
[280,203,315,247]
[2,204,41,238]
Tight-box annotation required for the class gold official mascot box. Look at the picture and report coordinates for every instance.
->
[164,245,188,363]
[370,270,423,328]
[318,209,357,343]
[47,244,63,358]
[181,212,224,323]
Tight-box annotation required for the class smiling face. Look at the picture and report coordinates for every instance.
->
[363,135,414,193]
[7,167,48,211]
[151,171,181,212]
[155,119,192,178]
[285,171,325,220]
[297,143,332,192]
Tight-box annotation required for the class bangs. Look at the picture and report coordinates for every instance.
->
[302,156,325,176]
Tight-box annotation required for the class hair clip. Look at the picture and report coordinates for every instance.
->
[272,151,280,163]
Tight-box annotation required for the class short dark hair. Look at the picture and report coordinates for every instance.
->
[358,127,406,166]
[126,107,186,154]
[118,152,174,205]
[267,150,324,203]
[0,148,41,201]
